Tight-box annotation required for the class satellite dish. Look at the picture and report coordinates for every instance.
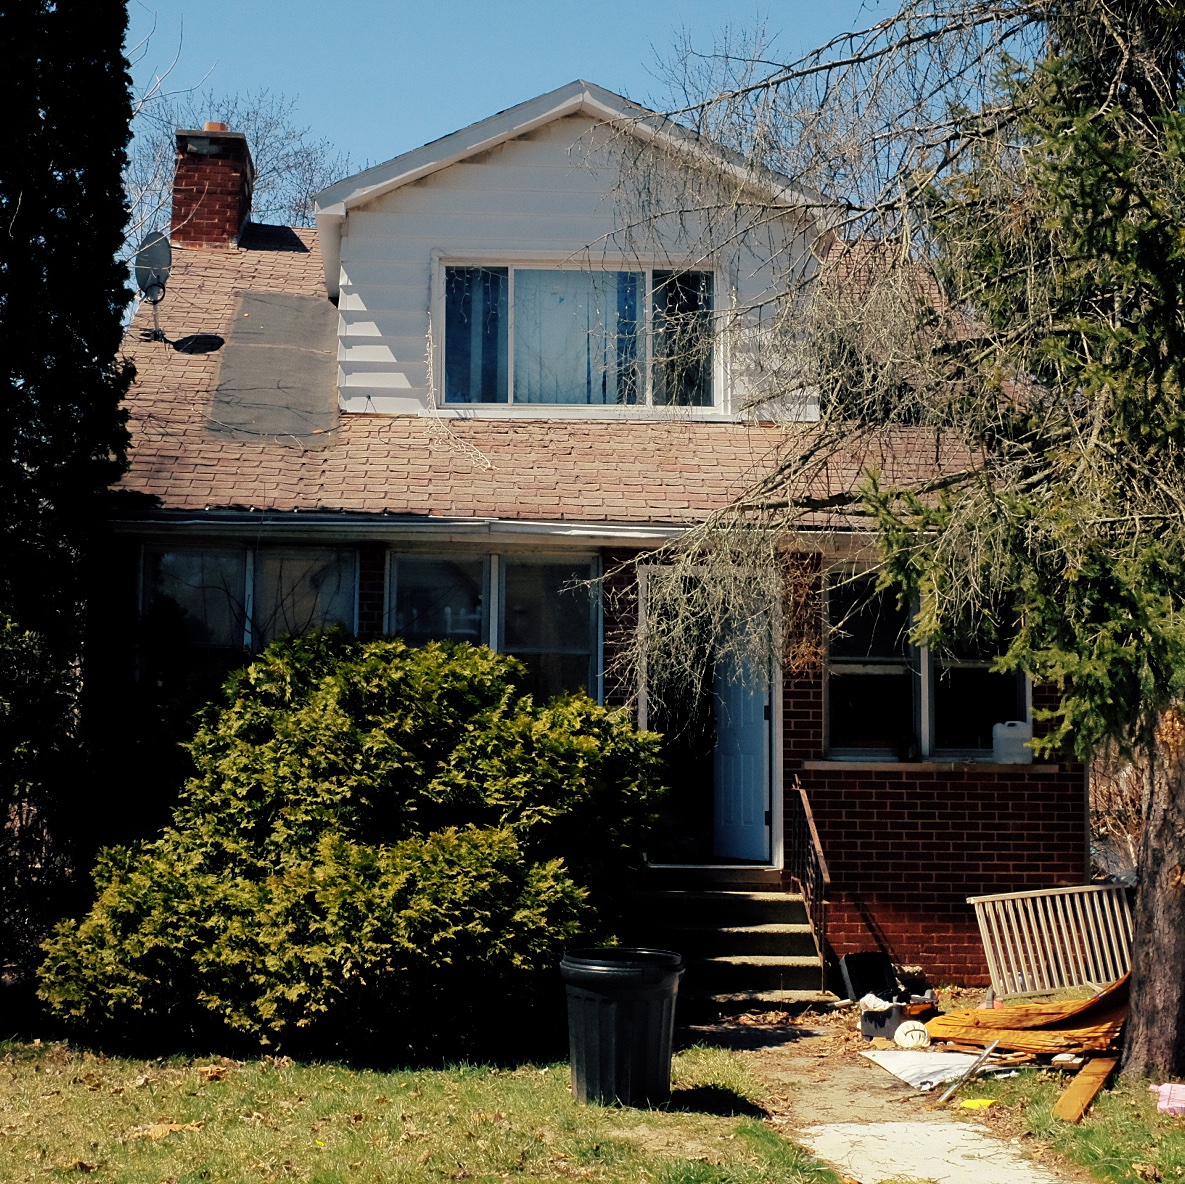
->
[134,231,172,305]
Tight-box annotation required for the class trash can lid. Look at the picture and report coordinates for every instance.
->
[561,947,683,972]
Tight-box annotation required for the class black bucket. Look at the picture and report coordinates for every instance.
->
[560,947,684,1107]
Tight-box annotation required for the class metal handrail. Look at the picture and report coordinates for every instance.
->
[786,780,830,986]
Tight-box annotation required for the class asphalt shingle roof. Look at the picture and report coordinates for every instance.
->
[119,226,959,530]
[120,227,792,526]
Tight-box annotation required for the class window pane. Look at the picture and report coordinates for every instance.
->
[393,558,486,645]
[512,653,595,703]
[514,270,641,405]
[502,561,593,699]
[828,670,914,751]
[828,576,910,659]
[144,547,245,648]
[444,267,508,403]
[653,270,713,406]
[934,666,1024,750]
[254,549,355,646]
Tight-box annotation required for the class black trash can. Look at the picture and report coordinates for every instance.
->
[560,947,684,1108]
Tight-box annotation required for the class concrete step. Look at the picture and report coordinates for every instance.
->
[690,954,825,993]
[635,890,810,927]
[652,922,817,959]
[645,865,785,890]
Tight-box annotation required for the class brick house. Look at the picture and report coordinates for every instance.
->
[108,82,1087,998]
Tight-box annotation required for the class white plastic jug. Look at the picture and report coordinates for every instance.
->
[992,720,1033,764]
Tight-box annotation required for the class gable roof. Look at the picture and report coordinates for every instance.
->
[313,79,817,297]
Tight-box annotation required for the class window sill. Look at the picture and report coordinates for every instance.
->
[801,759,1060,772]
[430,404,737,422]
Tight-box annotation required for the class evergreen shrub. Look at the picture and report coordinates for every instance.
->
[38,636,665,1058]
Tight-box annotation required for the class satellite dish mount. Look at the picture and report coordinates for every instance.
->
[134,231,173,342]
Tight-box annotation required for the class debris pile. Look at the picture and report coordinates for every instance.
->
[850,969,1133,1122]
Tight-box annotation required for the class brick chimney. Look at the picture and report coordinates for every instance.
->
[171,122,256,247]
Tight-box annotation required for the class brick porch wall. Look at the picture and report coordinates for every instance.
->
[781,667,1088,985]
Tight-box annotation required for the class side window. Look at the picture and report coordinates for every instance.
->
[253,548,356,647]
[143,547,247,650]
[390,556,487,645]
[444,267,508,404]
[931,638,1025,755]
[500,560,596,702]
[652,270,713,407]
[826,574,916,757]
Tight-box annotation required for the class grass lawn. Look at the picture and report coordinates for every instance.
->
[953,1067,1185,1184]
[0,1041,839,1184]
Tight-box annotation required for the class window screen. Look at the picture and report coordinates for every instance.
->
[501,561,595,701]
[392,557,486,645]
[253,549,356,646]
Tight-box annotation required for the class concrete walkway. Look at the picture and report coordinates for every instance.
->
[680,1010,1089,1184]
[798,1120,1064,1184]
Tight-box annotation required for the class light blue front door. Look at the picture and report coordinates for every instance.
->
[712,658,771,861]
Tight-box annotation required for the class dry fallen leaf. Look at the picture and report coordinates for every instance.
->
[1133,1164,1162,1182]
[129,1120,204,1140]
[196,1064,226,1082]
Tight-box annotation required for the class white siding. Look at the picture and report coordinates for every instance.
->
[336,115,816,418]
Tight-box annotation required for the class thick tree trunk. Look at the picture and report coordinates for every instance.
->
[1122,740,1185,1078]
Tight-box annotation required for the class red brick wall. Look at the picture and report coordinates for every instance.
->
[780,666,1088,985]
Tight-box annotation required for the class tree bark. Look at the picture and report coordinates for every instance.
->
[1122,738,1185,1078]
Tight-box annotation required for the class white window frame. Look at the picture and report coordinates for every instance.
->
[431,250,722,413]
[823,567,1030,762]
[386,548,603,703]
[139,543,360,655]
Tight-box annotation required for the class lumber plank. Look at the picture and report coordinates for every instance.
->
[1052,1056,1119,1123]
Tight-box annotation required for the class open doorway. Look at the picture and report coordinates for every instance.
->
[645,654,774,865]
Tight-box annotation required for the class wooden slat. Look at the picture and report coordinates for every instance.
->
[970,885,1134,999]
[1054,893,1086,986]
[1052,1056,1119,1123]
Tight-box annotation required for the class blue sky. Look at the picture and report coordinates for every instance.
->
[125,1,882,172]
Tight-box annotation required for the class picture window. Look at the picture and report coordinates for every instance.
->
[443,265,713,407]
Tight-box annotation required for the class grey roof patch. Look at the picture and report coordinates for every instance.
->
[207,292,338,448]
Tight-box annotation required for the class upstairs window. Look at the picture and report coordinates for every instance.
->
[443,265,713,407]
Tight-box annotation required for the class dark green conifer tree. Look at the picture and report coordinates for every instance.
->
[0,0,134,974]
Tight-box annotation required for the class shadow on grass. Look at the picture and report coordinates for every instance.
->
[667,1085,768,1118]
